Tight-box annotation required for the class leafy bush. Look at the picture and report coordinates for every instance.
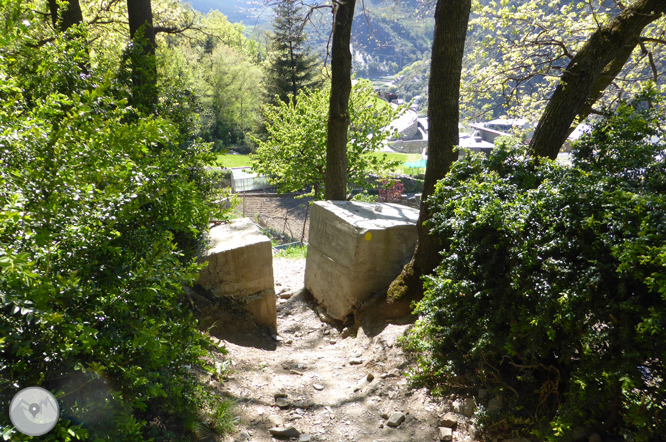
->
[0,21,226,441]
[251,80,404,199]
[406,101,666,441]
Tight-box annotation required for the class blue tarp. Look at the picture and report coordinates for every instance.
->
[403,159,427,168]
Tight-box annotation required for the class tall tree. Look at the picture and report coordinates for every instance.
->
[386,0,472,304]
[263,0,322,106]
[126,0,158,112]
[528,0,666,159]
[324,0,356,201]
[48,0,83,32]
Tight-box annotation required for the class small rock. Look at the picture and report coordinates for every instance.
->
[378,421,384,428]
[469,424,479,438]
[329,339,337,345]
[298,435,312,442]
[290,369,304,376]
[388,390,397,399]
[313,383,324,391]
[286,339,294,345]
[257,407,265,415]
[292,400,314,409]
[235,429,250,442]
[488,396,502,413]
[438,412,457,429]
[387,368,399,377]
[438,427,453,441]
[341,327,351,338]
[380,372,389,379]
[349,358,364,365]
[462,397,475,417]
[386,412,406,428]
[589,434,602,442]
[274,335,284,342]
[279,291,293,299]
[268,415,284,427]
[323,329,330,335]
[275,397,290,409]
[367,373,375,382]
[380,411,390,419]
[353,379,366,392]
[268,426,300,438]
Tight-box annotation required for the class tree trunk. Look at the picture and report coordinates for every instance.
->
[126,0,158,113]
[386,0,471,304]
[48,0,83,32]
[529,0,666,160]
[324,0,356,201]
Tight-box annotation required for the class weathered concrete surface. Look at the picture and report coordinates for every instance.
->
[197,218,276,331]
[305,201,419,321]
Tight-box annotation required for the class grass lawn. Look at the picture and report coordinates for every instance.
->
[366,151,424,175]
[213,153,253,168]
[213,151,424,175]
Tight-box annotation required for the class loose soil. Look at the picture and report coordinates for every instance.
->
[213,257,480,442]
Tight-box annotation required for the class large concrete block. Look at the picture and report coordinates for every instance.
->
[304,201,419,321]
[197,218,276,331]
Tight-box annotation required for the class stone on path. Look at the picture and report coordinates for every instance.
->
[196,218,276,330]
[313,383,324,391]
[235,429,250,442]
[349,357,364,365]
[275,396,290,409]
[268,415,284,427]
[268,427,300,438]
[438,412,457,429]
[279,291,293,299]
[386,412,406,428]
[298,434,312,442]
[438,427,453,441]
[305,201,419,321]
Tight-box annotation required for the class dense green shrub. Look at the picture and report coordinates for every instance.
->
[406,102,666,441]
[0,16,226,442]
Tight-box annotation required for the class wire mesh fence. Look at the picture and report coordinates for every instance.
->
[232,194,313,243]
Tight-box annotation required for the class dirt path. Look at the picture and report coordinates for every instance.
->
[215,258,480,442]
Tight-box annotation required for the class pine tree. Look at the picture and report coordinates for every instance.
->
[263,0,322,106]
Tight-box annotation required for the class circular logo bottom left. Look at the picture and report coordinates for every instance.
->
[9,387,60,436]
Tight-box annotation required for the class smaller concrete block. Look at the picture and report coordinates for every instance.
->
[197,218,276,330]
[244,290,277,331]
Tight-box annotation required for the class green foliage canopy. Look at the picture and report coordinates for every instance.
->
[0,6,225,440]
[462,0,666,121]
[252,80,403,199]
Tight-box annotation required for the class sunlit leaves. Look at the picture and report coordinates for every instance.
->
[251,80,403,199]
